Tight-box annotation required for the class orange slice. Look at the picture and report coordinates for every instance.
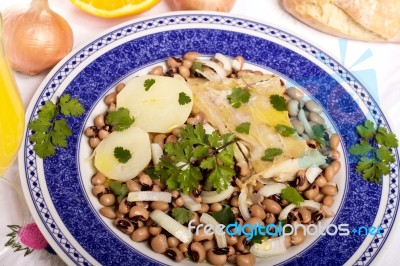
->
[70,0,160,18]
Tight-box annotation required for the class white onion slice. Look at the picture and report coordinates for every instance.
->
[196,69,221,82]
[250,236,287,258]
[181,194,201,211]
[258,183,288,198]
[232,58,243,72]
[203,123,216,134]
[201,186,235,204]
[127,191,171,203]
[278,200,321,220]
[214,53,232,74]
[198,60,227,77]
[298,109,314,138]
[150,210,193,244]
[305,165,322,184]
[151,143,163,165]
[238,191,251,221]
[199,213,227,248]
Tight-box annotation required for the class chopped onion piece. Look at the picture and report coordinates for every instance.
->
[203,123,216,134]
[258,183,288,198]
[196,69,221,82]
[278,200,321,220]
[232,58,242,72]
[181,194,201,211]
[250,236,287,258]
[150,210,193,244]
[214,53,232,74]
[151,143,163,165]
[305,165,322,183]
[200,213,227,248]
[201,186,235,204]
[298,109,314,138]
[238,191,251,221]
[127,191,171,203]
[198,60,227,78]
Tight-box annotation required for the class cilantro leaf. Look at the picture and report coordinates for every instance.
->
[349,140,373,156]
[235,122,250,134]
[114,147,132,164]
[376,127,399,148]
[261,148,283,162]
[270,95,287,111]
[212,205,235,225]
[206,164,235,193]
[106,107,135,131]
[59,94,85,117]
[275,124,296,137]
[178,92,191,105]
[109,181,129,202]
[172,207,193,224]
[356,120,375,140]
[249,234,264,245]
[312,124,326,145]
[281,187,304,206]
[191,61,203,75]
[227,87,251,108]
[376,146,395,163]
[144,78,156,91]
[28,95,84,158]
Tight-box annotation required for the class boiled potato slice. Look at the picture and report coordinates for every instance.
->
[117,75,193,133]
[94,126,151,181]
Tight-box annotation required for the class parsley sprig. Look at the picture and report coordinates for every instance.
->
[350,120,398,183]
[281,187,304,206]
[154,124,236,194]
[28,94,85,158]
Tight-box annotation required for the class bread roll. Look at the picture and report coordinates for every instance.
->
[282,0,400,42]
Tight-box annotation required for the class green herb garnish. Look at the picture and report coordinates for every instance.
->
[28,94,85,158]
[270,95,287,111]
[350,120,398,183]
[227,87,251,108]
[281,187,304,206]
[312,124,327,145]
[144,78,156,91]
[261,148,283,162]
[249,234,264,245]
[155,124,236,194]
[109,181,129,202]
[172,207,193,224]
[178,92,191,105]
[275,124,296,137]
[212,205,235,226]
[106,107,135,131]
[114,147,132,163]
[191,61,203,75]
[235,122,251,134]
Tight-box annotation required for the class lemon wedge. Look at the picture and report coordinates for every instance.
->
[70,0,160,18]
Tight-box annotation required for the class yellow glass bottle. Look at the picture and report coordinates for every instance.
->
[0,13,24,176]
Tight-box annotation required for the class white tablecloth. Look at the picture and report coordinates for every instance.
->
[1,0,399,265]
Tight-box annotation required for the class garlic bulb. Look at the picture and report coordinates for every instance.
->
[172,0,236,12]
[2,0,73,75]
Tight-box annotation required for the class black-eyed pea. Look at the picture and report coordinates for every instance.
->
[99,207,116,219]
[139,173,153,188]
[236,253,256,266]
[153,179,166,190]
[225,234,238,246]
[203,240,215,251]
[115,211,124,219]
[165,248,184,262]
[331,160,341,174]
[153,134,167,149]
[198,203,209,214]
[230,196,239,207]
[178,66,190,79]
[149,225,162,236]
[206,249,227,266]
[330,134,340,150]
[291,227,306,245]
[151,234,168,253]
[227,254,237,265]
[89,137,101,149]
[104,92,117,105]
[249,204,266,220]
[167,57,182,68]
[314,175,328,187]
[115,83,126,92]
[314,193,324,203]
[99,193,116,207]
[98,129,110,140]
[85,126,97,137]
[183,51,200,61]
[114,218,134,234]
[152,185,161,192]
[126,180,141,192]
[182,59,193,69]
[330,149,341,160]
[129,206,149,221]
[265,213,276,224]
[193,227,213,242]
[150,201,169,211]
[321,185,338,196]
[324,166,335,181]
[285,235,292,248]
[118,198,131,214]
[165,135,177,144]
[167,236,180,248]
[323,195,334,207]
[297,207,312,223]
[94,114,105,129]
[191,212,200,226]
[262,199,282,215]
[236,235,250,253]
[148,66,164,76]
[131,227,150,242]
[91,172,106,185]
[174,197,184,207]
[304,184,319,200]
[210,203,223,212]
[190,242,206,262]
[92,184,106,197]
[244,217,263,233]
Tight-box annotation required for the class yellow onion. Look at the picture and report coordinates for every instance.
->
[2,0,73,75]
[172,0,236,12]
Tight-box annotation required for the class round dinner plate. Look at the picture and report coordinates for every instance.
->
[18,12,399,266]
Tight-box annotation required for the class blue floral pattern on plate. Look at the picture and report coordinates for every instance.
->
[19,13,399,266]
